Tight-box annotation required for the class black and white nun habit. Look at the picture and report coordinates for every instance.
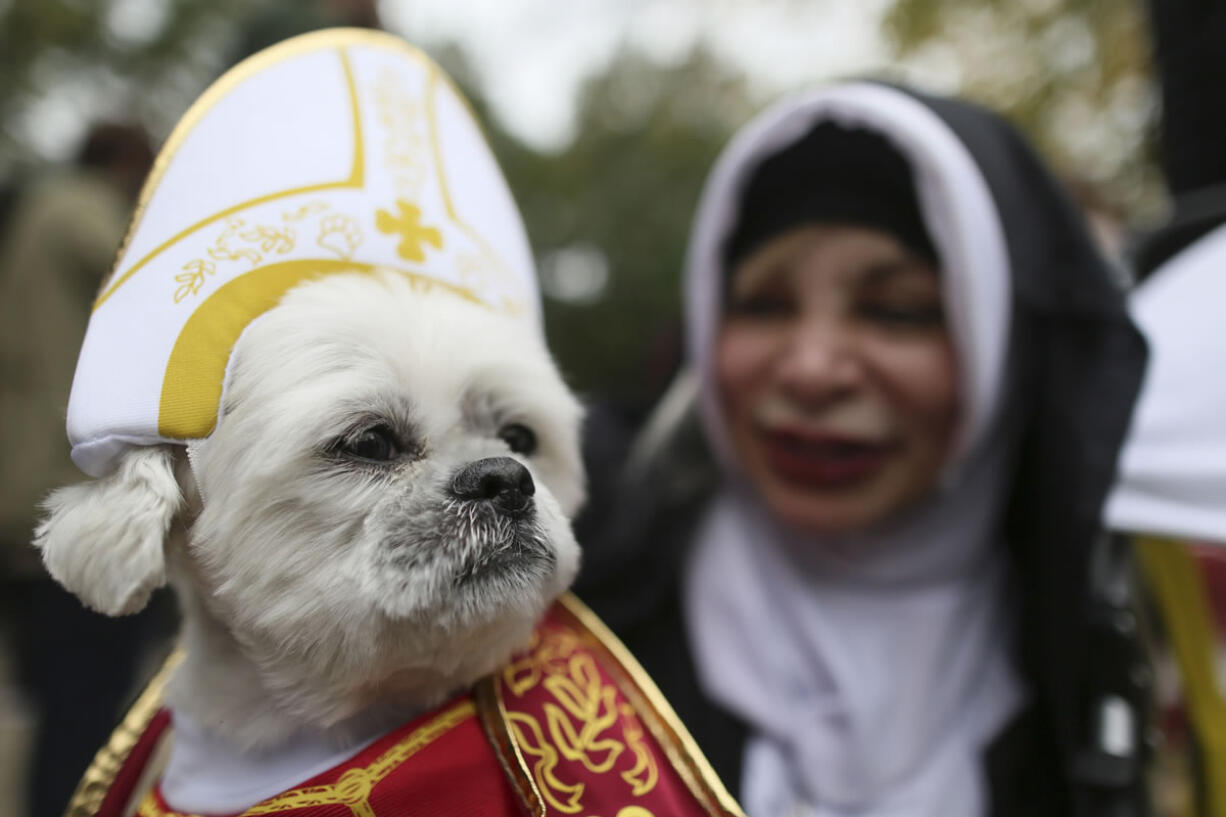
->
[679,82,1147,817]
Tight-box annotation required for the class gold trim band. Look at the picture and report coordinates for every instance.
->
[156,260,487,440]
[556,593,746,817]
[474,676,546,816]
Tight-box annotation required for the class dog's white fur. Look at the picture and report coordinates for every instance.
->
[36,270,584,750]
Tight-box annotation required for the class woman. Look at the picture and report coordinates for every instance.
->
[575,82,1150,817]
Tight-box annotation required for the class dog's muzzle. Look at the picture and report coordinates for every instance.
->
[449,457,535,518]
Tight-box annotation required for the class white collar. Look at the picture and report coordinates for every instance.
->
[160,707,400,814]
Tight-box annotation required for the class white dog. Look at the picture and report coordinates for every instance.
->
[30,31,746,817]
[35,270,584,752]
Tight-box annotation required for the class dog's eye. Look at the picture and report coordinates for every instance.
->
[498,423,537,456]
[342,425,401,462]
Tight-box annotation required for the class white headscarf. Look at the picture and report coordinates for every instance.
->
[682,83,1024,817]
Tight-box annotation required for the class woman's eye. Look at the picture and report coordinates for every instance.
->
[499,423,537,456]
[726,293,794,319]
[341,425,401,462]
[858,302,944,328]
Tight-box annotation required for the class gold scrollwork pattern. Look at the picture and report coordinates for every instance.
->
[175,205,369,305]
[543,655,623,774]
[375,68,428,197]
[507,710,587,814]
[502,627,661,815]
[206,217,262,265]
[282,201,330,222]
[238,223,296,255]
[176,217,299,304]
[618,704,659,797]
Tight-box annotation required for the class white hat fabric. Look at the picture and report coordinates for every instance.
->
[67,29,539,477]
[1104,223,1226,544]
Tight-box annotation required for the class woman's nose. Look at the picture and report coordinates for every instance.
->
[775,319,862,400]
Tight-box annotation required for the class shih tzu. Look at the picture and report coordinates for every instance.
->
[25,28,749,817]
[34,269,584,751]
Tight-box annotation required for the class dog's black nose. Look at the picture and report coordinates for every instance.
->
[450,457,535,516]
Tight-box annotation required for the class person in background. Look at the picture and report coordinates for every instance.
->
[1099,2,1226,811]
[575,82,1151,817]
[0,123,151,546]
[0,122,172,817]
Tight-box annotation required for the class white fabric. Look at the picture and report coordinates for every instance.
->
[1104,223,1226,545]
[66,29,539,477]
[161,708,394,814]
[681,83,1024,817]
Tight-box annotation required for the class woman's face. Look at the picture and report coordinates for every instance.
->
[717,224,960,534]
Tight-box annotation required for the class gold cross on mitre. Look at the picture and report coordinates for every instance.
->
[376,200,443,262]
[65,29,541,479]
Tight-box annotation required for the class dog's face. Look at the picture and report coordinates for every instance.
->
[38,271,584,732]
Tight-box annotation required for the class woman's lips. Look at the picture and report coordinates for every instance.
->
[758,428,897,488]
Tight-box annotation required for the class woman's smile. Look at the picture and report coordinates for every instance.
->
[758,427,899,488]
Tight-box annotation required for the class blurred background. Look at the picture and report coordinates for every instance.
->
[0,0,1161,410]
[0,1,1172,816]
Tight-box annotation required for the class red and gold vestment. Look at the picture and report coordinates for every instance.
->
[67,595,743,817]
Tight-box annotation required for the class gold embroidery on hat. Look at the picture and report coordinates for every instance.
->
[376,199,443,262]
[376,68,427,198]
[282,201,330,222]
[173,260,215,303]
[239,223,296,255]
[318,213,363,259]
[95,43,367,310]
[176,218,300,304]
[97,33,530,318]
[100,30,538,438]
[375,61,519,308]
[423,66,521,303]
[279,202,365,261]
[208,218,262,266]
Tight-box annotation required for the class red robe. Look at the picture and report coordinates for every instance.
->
[66,594,743,817]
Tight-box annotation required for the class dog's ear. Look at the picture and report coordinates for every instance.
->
[34,445,183,616]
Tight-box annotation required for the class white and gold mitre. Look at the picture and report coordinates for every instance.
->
[66,28,538,477]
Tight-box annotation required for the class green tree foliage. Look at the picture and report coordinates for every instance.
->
[0,0,248,166]
[883,0,1159,213]
[0,0,377,170]
[485,49,755,406]
[0,0,1158,406]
